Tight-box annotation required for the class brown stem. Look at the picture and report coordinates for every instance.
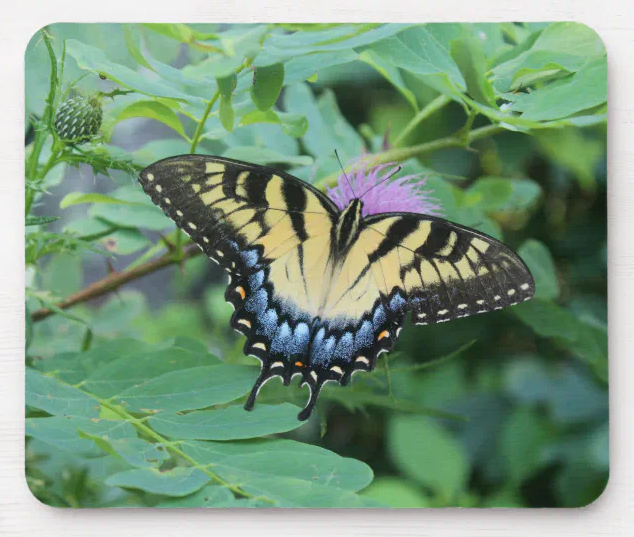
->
[31,244,203,323]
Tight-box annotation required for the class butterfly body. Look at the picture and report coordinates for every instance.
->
[139,155,535,420]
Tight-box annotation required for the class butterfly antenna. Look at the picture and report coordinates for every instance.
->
[359,165,402,200]
[335,149,356,197]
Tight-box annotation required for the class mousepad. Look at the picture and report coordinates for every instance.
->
[25,22,607,508]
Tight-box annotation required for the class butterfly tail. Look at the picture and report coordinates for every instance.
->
[244,369,271,411]
[297,380,324,421]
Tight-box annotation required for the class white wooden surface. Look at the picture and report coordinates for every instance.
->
[1,1,631,535]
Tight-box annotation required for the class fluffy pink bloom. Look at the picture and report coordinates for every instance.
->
[326,158,443,217]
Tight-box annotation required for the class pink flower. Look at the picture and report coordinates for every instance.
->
[326,158,443,217]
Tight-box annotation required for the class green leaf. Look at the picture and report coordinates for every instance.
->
[156,485,235,507]
[114,364,255,413]
[77,428,169,469]
[184,438,373,492]
[183,26,268,79]
[216,72,237,131]
[367,26,466,100]
[358,50,418,110]
[450,37,496,106]
[26,215,60,227]
[26,369,100,418]
[143,23,219,43]
[115,101,188,139]
[361,477,430,508]
[88,200,171,231]
[250,63,285,111]
[284,84,364,161]
[472,23,507,59]
[148,403,303,440]
[518,239,559,299]
[388,415,468,501]
[132,138,193,167]
[218,96,235,131]
[35,338,149,385]
[65,39,198,103]
[62,217,114,239]
[26,416,137,457]
[83,343,218,398]
[464,176,541,212]
[565,324,608,383]
[217,72,237,99]
[98,228,150,256]
[284,50,358,82]
[513,299,607,381]
[60,192,144,209]
[490,22,606,93]
[505,57,607,121]
[239,109,308,138]
[263,23,411,59]
[105,467,211,497]
[513,299,580,342]
[122,24,154,70]
[500,408,548,483]
[181,438,374,507]
[221,146,312,167]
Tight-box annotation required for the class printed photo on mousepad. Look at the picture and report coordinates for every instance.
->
[24,22,608,508]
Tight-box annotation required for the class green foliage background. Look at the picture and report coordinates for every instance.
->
[25,22,608,508]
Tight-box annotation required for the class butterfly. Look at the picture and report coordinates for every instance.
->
[139,155,535,420]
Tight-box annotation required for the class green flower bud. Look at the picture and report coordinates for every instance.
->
[54,95,103,144]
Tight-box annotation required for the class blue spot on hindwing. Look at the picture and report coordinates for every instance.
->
[334,332,354,361]
[354,321,373,352]
[312,333,336,366]
[373,304,386,328]
[389,293,406,313]
[245,288,267,316]
[312,327,325,350]
[258,308,278,338]
[241,249,259,268]
[290,323,310,355]
[248,270,265,291]
[271,322,292,355]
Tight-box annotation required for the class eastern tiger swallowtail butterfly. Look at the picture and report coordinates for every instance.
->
[139,155,535,420]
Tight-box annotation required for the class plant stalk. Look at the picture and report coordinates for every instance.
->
[316,123,505,190]
[31,244,203,323]
[392,94,451,147]
[189,91,221,154]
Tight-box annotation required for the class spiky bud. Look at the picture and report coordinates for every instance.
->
[54,95,103,144]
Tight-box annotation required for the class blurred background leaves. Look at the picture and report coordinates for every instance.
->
[25,22,607,508]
